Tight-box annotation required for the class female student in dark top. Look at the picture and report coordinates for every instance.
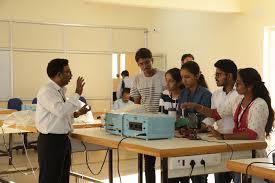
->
[178,61,211,117]
[180,53,208,89]
[177,61,212,183]
[159,68,183,115]
[159,68,185,183]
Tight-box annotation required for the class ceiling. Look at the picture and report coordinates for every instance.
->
[84,0,241,13]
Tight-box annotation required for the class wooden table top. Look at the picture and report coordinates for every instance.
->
[71,128,267,158]
[0,121,103,133]
[0,111,104,132]
[0,121,30,134]
[227,158,275,181]
[0,109,17,115]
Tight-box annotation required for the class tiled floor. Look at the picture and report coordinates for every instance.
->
[0,148,215,183]
[2,130,275,183]
[10,130,275,183]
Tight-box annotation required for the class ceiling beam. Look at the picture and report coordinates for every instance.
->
[84,0,241,13]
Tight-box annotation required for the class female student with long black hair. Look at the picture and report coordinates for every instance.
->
[159,68,184,183]
[176,61,211,183]
[159,68,183,115]
[182,68,274,183]
[177,61,211,118]
[182,68,274,157]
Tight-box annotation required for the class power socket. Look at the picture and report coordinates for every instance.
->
[169,153,221,170]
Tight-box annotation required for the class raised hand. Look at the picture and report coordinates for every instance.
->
[75,77,85,95]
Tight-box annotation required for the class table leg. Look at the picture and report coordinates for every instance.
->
[161,157,168,183]
[252,150,256,158]
[108,149,113,183]
[138,153,143,183]
[8,134,13,165]
[242,150,257,183]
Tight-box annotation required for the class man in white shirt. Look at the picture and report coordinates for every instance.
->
[209,60,242,183]
[203,60,239,134]
[36,58,90,183]
[182,59,240,183]
[116,70,133,99]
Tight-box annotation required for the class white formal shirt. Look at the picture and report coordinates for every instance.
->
[116,76,133,99]
[203,88,239,134]
[35,80,81,134]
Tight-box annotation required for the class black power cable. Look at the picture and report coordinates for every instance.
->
[200,159,206,172]
[200,139,234,160]
[81,141,109,176]
[267,148,275,157]
[116,137,129,183]
[244,161,274,183]
[189,160,196,180]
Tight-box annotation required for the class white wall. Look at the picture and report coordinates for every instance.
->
[0,0,152,27]
[0,0,274,103]
[232,0,275,73]
[147,10,239,90]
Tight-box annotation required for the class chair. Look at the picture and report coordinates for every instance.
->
[7,98,22,111]
[32,98,37,104]
[79,96,87,104]
[7,98,37,153]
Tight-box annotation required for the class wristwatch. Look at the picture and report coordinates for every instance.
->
[221,134,225,140]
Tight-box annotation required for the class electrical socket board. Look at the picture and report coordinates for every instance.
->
[169,153,221,170]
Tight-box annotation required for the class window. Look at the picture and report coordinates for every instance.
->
[120,53,126,73]
[112,53,126,79]
[112,53,118,79]
[263,27,275,154]
[263,27,275,108]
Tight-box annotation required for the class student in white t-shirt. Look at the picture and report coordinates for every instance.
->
[203,59,239,183]
[181,59,239,182]
[203,59,239,134]
[113,88,134,110]
[130,48,166,183]
[159,68,183,115]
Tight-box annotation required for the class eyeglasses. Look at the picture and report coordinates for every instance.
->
[214,72,227,77]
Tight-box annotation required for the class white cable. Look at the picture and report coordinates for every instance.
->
[19,130,37,180]
[1,127,28,175]
[0,126,38,177]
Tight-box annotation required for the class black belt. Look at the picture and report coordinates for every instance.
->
[39,133,69,136]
